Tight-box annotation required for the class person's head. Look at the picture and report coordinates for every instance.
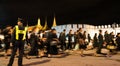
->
[88,33,90,36]
[17,18,24,26]
[63,29,66,32]
[95,33,97,36]
[69,30,72,34]
[17,21,23,26]
[117,33,120,37]
[99,30,102,34]
[79,28,82,32]
[110,32,114,35]
[105,31,108,34]
[83,31,86,34]
[77,30,79,33]
[42,30,46,34]
[52,29,56,34]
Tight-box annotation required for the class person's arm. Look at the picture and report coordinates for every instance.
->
[10,27,16,47]
[11,27,16,43]
[25,32,31,46]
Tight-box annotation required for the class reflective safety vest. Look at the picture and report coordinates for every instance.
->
[15,25,27,40]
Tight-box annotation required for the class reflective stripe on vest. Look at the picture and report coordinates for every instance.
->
[15,26,27,40]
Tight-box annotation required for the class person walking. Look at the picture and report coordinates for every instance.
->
[2,25,12,59]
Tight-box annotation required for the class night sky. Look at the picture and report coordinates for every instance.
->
[0,0,120,28]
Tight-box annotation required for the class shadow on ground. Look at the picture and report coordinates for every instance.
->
[23,59,51,66]
[51,53,69,58]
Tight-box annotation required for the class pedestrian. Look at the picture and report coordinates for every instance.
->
[59,29,66,51]
[97,30,104,54]
[78,28,86,57]
[7,18,29,66]
[28,27,39,56]
[2,25,12,59]
[93,33,99,56]
[66,30,73,50]
[47,29,59,57]
[116,33,120,51]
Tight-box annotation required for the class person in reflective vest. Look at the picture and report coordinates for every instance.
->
[8,18,28,66]
[15,25,27,40]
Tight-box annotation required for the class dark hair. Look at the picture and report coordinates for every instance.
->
[63,29,66,31]
[99,30,102,32]
[79,28,82,30]
[51,28,56,32]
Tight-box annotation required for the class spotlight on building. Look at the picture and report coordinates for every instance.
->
[116,24,119,28]
[108,25,111,28]
[98,25,101,29]
[95,26,97,29]
[105,25,107,28]
[101,25,104,28]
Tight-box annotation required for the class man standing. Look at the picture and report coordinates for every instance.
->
[66,30,73,50]
[78,28,86,57]
[97,30,104,54]
[59,29,66,51]
[8,18,28,66]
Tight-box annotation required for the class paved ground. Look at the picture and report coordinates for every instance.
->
[0,50,120,66]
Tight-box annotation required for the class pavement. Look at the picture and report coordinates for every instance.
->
[0,50,120,66]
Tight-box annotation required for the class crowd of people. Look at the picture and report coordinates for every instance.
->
[0,25,120,58]
[1,18,119,66]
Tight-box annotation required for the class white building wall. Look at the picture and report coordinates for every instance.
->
[52,24,120,39]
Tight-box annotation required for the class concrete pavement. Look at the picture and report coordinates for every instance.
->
[0,50,120,66]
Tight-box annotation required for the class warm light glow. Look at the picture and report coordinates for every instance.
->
[42,19,48,30]
[37,18,43,30]
[98,26,101,29]
[108,25,111,28]
[52,15,57,27]
[105,25,107,28]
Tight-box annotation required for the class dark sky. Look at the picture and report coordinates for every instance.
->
[0,0,120,28]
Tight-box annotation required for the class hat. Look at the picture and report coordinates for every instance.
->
[17,18,24,23]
